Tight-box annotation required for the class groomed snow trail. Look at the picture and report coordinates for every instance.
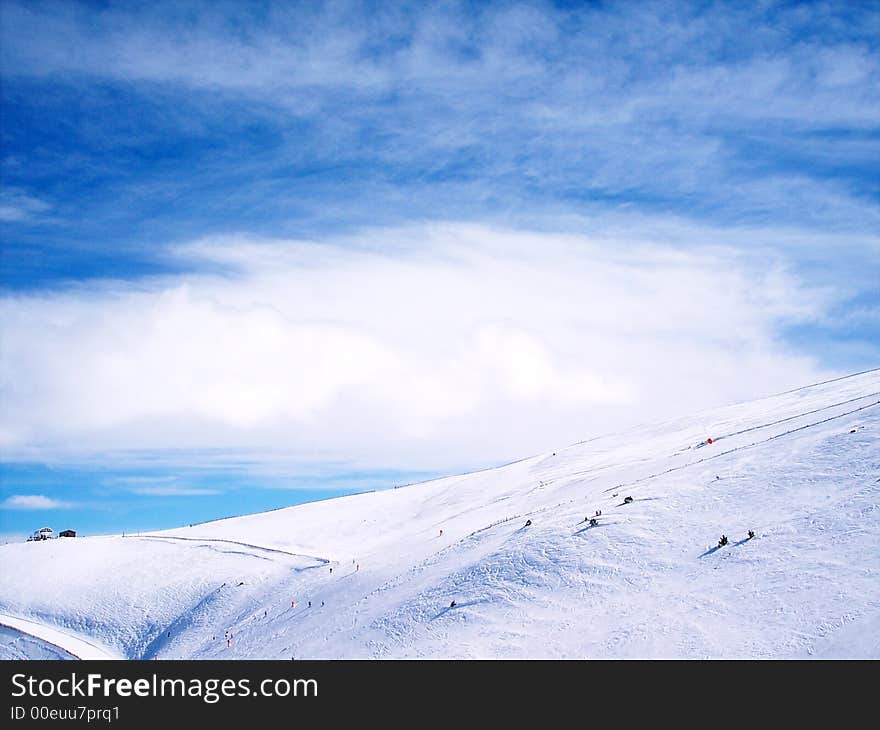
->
[0,615,120,660]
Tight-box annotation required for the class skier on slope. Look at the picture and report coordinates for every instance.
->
[718,534,728,547]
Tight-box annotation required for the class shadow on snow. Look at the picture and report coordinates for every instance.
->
[431,599,490,621]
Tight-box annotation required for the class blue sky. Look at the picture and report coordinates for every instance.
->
[1,0,878,540]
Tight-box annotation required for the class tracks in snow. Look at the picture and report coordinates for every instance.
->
[601,397,880,495]
[406,394,880,579]
[134,534,330,568]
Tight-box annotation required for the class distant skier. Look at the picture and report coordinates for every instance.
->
[595,510,602,516]
[356,563,359,571]
[227,638,230,648]
[321,601,324,607]
[524,519,532,527]
[330,567,333,574]
[624,496,634,504]
[450,600,456,608]
[718,534,728,547]
[589,518,599,527]
[439,529,443,537]
[748,530,755,539]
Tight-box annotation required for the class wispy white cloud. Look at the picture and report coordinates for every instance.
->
[1,495,72,510]
[0,188,51,222]
[100,475,221,496]
[128,486,222,497]
[2,1,877,234]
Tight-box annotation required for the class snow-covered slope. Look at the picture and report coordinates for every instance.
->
[0,624,77,661]
[1,370,878,659]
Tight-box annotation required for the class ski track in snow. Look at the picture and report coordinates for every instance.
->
[1,369,878,659]
[133,534,330,566]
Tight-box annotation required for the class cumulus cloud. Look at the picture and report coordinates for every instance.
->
[1,495,71,510]
[0,223,834,471]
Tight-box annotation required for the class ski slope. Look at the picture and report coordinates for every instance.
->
[1,369,878,659]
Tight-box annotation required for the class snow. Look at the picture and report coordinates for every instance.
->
[1,369,878,659]
[0,615,116,660]
[0,624,77,661]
